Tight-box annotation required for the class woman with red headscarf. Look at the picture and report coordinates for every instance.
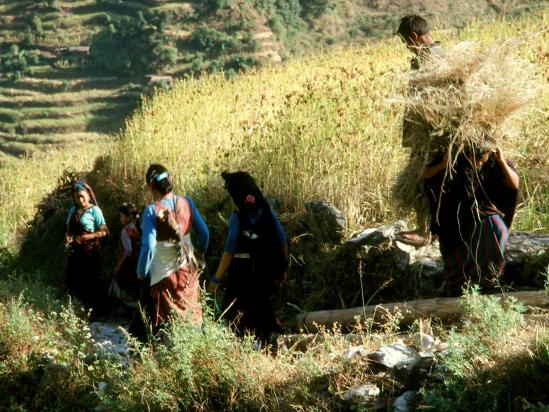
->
[209,171,288,346]
[65,179,109,314]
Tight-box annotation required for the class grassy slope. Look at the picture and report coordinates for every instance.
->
[0,11,547,412]
[0,11,547,250]
[0,0,546,160]
[107,12,549,231]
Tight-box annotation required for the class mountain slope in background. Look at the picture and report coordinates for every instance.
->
[0,0,546,159]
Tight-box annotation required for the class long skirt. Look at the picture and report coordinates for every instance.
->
[221,258,278,344]
[114,257,140,300]
[66,248,105,314]
[444,214,509,296]
[149,266,202,327]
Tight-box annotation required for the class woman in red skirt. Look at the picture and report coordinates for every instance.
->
[137,164,209,329]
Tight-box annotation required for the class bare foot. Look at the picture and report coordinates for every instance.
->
[396,230,429,247]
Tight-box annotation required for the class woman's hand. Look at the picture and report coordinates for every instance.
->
[76,233,92,243]
[208,281,219,294]
[495,147,520,189]
[495,147,505,164]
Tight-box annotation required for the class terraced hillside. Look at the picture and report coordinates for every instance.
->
[0,0,279,160]
[0,0,546,160]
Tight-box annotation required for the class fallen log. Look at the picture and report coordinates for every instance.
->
[296,290,549,332]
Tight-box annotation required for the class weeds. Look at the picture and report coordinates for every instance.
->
[423,287,549,411]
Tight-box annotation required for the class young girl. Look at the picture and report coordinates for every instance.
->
[110,203,141,304]
[209,171,288,345]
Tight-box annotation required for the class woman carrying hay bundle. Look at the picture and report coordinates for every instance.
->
[208,171,288,346]
[423,147,519,295]
[65,179,109,315]
[137,164,209,329]
[396,37,539,294]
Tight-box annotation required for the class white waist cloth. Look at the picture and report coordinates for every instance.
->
[150,241,180,286]
[150,234,202,286]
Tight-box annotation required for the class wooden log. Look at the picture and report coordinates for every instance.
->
[296,290,549,332]
[277,332,405,352]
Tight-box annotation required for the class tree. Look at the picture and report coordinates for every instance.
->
[90,14,177,74]
[0,45,40,80]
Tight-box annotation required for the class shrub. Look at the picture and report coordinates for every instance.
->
[299,0,334,19]
[187,26,240,56]
[90,14,177,74]
[31,15,44,37]
[224,54,259,72]
[423,287,549,410]
[0,45,40,80]
[205,0,232,12]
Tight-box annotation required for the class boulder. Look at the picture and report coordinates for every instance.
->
[343,384,380,401]
[393,391,416,412]
[342,346,369,359]
[304,201,347,243]
[346,222,549,280]
[367,340,418,370]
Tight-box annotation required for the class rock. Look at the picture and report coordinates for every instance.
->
[342,346,369,359]
[428,364,452,382]
[506,232,549,263]
[348,223,548,281]
[348,220,408,247]
[368,340,417,369]
[304,201,346,243]
[89,321,130,365]
[393,391,416,412]
[343,384,380,401]
[394,240,443,275]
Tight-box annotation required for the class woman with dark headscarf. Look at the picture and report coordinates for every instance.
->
[65,179,109,313]
[137,164,209,329]
[209,171,288,345]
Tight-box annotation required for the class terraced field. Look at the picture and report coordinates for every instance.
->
[1,0,546,160]
[0,0,284,160]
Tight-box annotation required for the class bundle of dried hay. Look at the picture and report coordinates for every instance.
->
[405,40,541,160]
[392,40,541,218]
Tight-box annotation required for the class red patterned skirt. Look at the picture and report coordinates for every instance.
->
[149,266,202,327]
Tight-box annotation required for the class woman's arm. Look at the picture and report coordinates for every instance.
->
[78,225,108,242]
[137,206,156,279]
[496,148,519,190]
[186,197,210,254]
[421,151,450,179]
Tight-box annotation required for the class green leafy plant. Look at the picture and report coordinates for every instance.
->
[90,14,177,74]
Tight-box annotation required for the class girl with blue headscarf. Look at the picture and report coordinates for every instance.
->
[65,179,109,315]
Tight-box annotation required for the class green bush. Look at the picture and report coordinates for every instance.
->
[187,26,240,56]
[224,54,259,72]
[205,0,232,12]
[31,15,44,37]
[0,45,40,80]
[299,0,334,19]
[90,14,177,74]
[423,287,549,411]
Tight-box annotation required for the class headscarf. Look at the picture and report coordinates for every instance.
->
[73,179,98,207]
[221,171,266,214]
